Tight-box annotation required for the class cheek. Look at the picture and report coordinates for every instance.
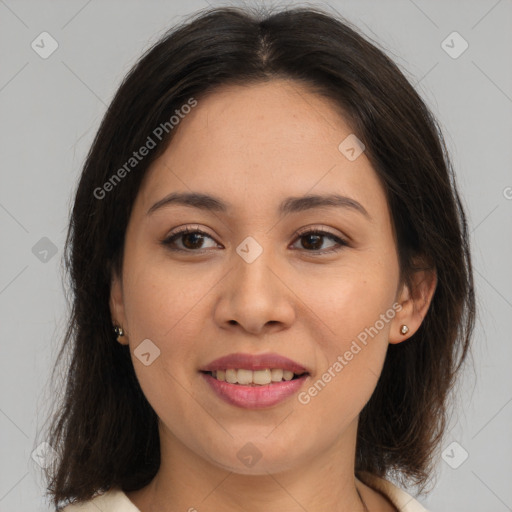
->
[122,248,215,343]
[306,250,399,341]
[298,254,398,410]
[119,254,213,409]
[120,259,208,426]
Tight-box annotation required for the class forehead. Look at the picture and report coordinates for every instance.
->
[135,79,388,223]
[169,79,352,160]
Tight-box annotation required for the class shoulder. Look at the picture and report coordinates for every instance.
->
[59,487,140,512]
[59,478,428,512]
[356,471,430,512]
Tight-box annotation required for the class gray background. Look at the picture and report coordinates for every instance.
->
[0,0,511,510]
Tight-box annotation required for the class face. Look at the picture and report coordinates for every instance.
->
[110,79,410,475]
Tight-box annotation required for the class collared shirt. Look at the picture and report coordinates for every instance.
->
[60,474,429,512]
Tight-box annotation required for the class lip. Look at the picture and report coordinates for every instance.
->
[201,372,310,409]
[200,352,309,374]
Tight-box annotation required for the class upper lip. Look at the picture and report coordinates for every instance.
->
[200,352,309,374]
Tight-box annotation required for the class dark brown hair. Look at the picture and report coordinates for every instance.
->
[40,4,475,509]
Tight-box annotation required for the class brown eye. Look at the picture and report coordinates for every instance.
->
[161,226,348,255]
[292,229,348,253]
[181,232,207,249]
[162,227,219,252]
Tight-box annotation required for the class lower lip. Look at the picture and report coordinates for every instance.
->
[200,372,309,409]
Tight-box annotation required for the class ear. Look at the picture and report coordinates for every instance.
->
[110,269,129,346]
[389,263,437,344]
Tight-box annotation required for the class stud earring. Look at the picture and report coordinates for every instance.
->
[113,324,124,340]
[400,324,409,335]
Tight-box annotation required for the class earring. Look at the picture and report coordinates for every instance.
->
[400,324,409,335]
[113,324,124,340]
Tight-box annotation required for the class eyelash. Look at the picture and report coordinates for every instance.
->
[161,225,348,255]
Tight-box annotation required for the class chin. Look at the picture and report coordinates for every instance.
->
[213,456,299,476]
[201,440,303,476]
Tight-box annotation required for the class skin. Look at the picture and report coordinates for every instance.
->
[110,79,436,512]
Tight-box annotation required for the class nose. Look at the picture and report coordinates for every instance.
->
[214,244,296,335]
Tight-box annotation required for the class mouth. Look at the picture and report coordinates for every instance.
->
[200,368,309,386]
[199,352,311,408]
[199,369,310,409]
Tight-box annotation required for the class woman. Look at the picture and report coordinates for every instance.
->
[43,5,475,511]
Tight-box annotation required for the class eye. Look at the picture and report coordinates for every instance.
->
[161,225,219,253]
[290,228,348,254]
[161,225,348,254]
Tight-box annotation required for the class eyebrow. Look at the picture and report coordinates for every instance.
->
[147,191,371,220]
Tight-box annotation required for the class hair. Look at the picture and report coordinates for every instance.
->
[41,4,475,510]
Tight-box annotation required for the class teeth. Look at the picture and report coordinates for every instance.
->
[225,369,237,384]
[283,370,294,381]
[209,368,303,385]
[237,369,253,385]
[271,368,283,382]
